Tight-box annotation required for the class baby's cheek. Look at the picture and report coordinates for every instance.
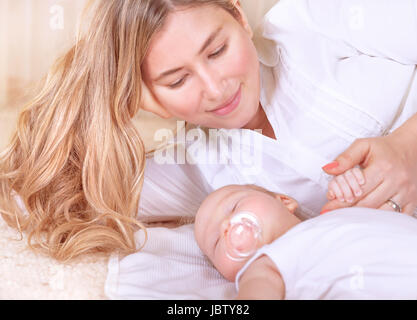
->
[216,249,245,282]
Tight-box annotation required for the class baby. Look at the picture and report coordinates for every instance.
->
[194,171,417,299]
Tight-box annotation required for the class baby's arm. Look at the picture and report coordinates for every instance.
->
[236,255,285,300]
[327,167,365,203]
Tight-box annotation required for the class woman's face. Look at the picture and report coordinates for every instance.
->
[143,3,261,129]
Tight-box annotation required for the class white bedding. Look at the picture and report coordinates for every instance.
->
[105,209,417,300]
[0,215,109,300]
[105,224,236,300]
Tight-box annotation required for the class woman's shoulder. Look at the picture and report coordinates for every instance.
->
[263,0,417,65]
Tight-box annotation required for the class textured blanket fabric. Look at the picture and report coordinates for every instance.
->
[0,216,110,300]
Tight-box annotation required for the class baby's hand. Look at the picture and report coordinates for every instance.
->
[327,167,365,203]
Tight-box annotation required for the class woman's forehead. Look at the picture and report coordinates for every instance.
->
[144,5,237,74]
[160,4,233,36]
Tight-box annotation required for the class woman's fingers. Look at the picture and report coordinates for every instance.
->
[378,198,416,216]
[379,200,401,212]
[320,198,352,214]
[322,139,370,176]
[379,196,417,216]
[356,181,397,210]
[403,203,417,216]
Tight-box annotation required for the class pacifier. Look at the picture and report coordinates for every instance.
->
[223,211,263,262]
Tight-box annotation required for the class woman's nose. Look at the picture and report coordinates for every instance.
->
[199,68,225,101]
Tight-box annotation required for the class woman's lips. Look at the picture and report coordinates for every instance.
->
[210,86,242,116]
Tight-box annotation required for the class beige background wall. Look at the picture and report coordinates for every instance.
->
[0,0,279,151]
[0,0,87,110]
[0,0,89,152]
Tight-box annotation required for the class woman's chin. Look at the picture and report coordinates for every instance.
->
[206,119,250,130]
[212,109,258,130]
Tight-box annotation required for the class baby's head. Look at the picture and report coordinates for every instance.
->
[194,184,300,281]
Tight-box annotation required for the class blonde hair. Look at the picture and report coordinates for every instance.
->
[0,0,241,261]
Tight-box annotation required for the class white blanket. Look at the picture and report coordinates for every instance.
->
[105,209,417,300]
[0,216,109,300]
[105,224,236,300]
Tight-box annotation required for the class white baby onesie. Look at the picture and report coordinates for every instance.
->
[236,208,417,299]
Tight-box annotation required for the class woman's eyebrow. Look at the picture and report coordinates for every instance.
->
[154,26,223,82]
[198,26,223,55]
[154,67,183,82]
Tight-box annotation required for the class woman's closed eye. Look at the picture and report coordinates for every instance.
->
[168,43,229,89]
[169,75,188,89]
[208,43,228,59]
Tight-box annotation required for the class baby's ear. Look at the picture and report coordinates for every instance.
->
[275,194,298,214]
[140,81,172,119]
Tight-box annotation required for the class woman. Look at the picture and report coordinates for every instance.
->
[0,0,416,261]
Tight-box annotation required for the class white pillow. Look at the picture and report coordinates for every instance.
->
[241,0,280,30]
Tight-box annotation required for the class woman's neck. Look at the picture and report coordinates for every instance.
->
[243,103,276,140]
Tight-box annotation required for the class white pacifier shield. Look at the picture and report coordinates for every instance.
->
[224,211,262,261]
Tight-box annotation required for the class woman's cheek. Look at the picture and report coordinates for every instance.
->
[226,39,258,78]
[160,89,201,119]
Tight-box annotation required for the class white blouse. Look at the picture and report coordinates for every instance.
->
[138,0,417,221]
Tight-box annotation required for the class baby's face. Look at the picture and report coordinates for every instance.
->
[194,185,298,281]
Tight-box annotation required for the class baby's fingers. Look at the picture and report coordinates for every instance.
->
[344,169,363,198]
[336,175,355,203]
[328,179,345,202]
[352,167,365,186]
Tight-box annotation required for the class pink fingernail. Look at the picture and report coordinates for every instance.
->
[322,161,339,171]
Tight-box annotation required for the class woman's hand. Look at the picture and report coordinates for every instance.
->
[320,122,417,216]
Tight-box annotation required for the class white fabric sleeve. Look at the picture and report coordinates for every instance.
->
[137,155,213,221]
[303,0,417,65]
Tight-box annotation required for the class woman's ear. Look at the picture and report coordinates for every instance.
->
[140,81,172,119]
[231,0,254,39]
[275,194,299,214]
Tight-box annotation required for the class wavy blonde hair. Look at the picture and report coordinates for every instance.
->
[0,0,241,261]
